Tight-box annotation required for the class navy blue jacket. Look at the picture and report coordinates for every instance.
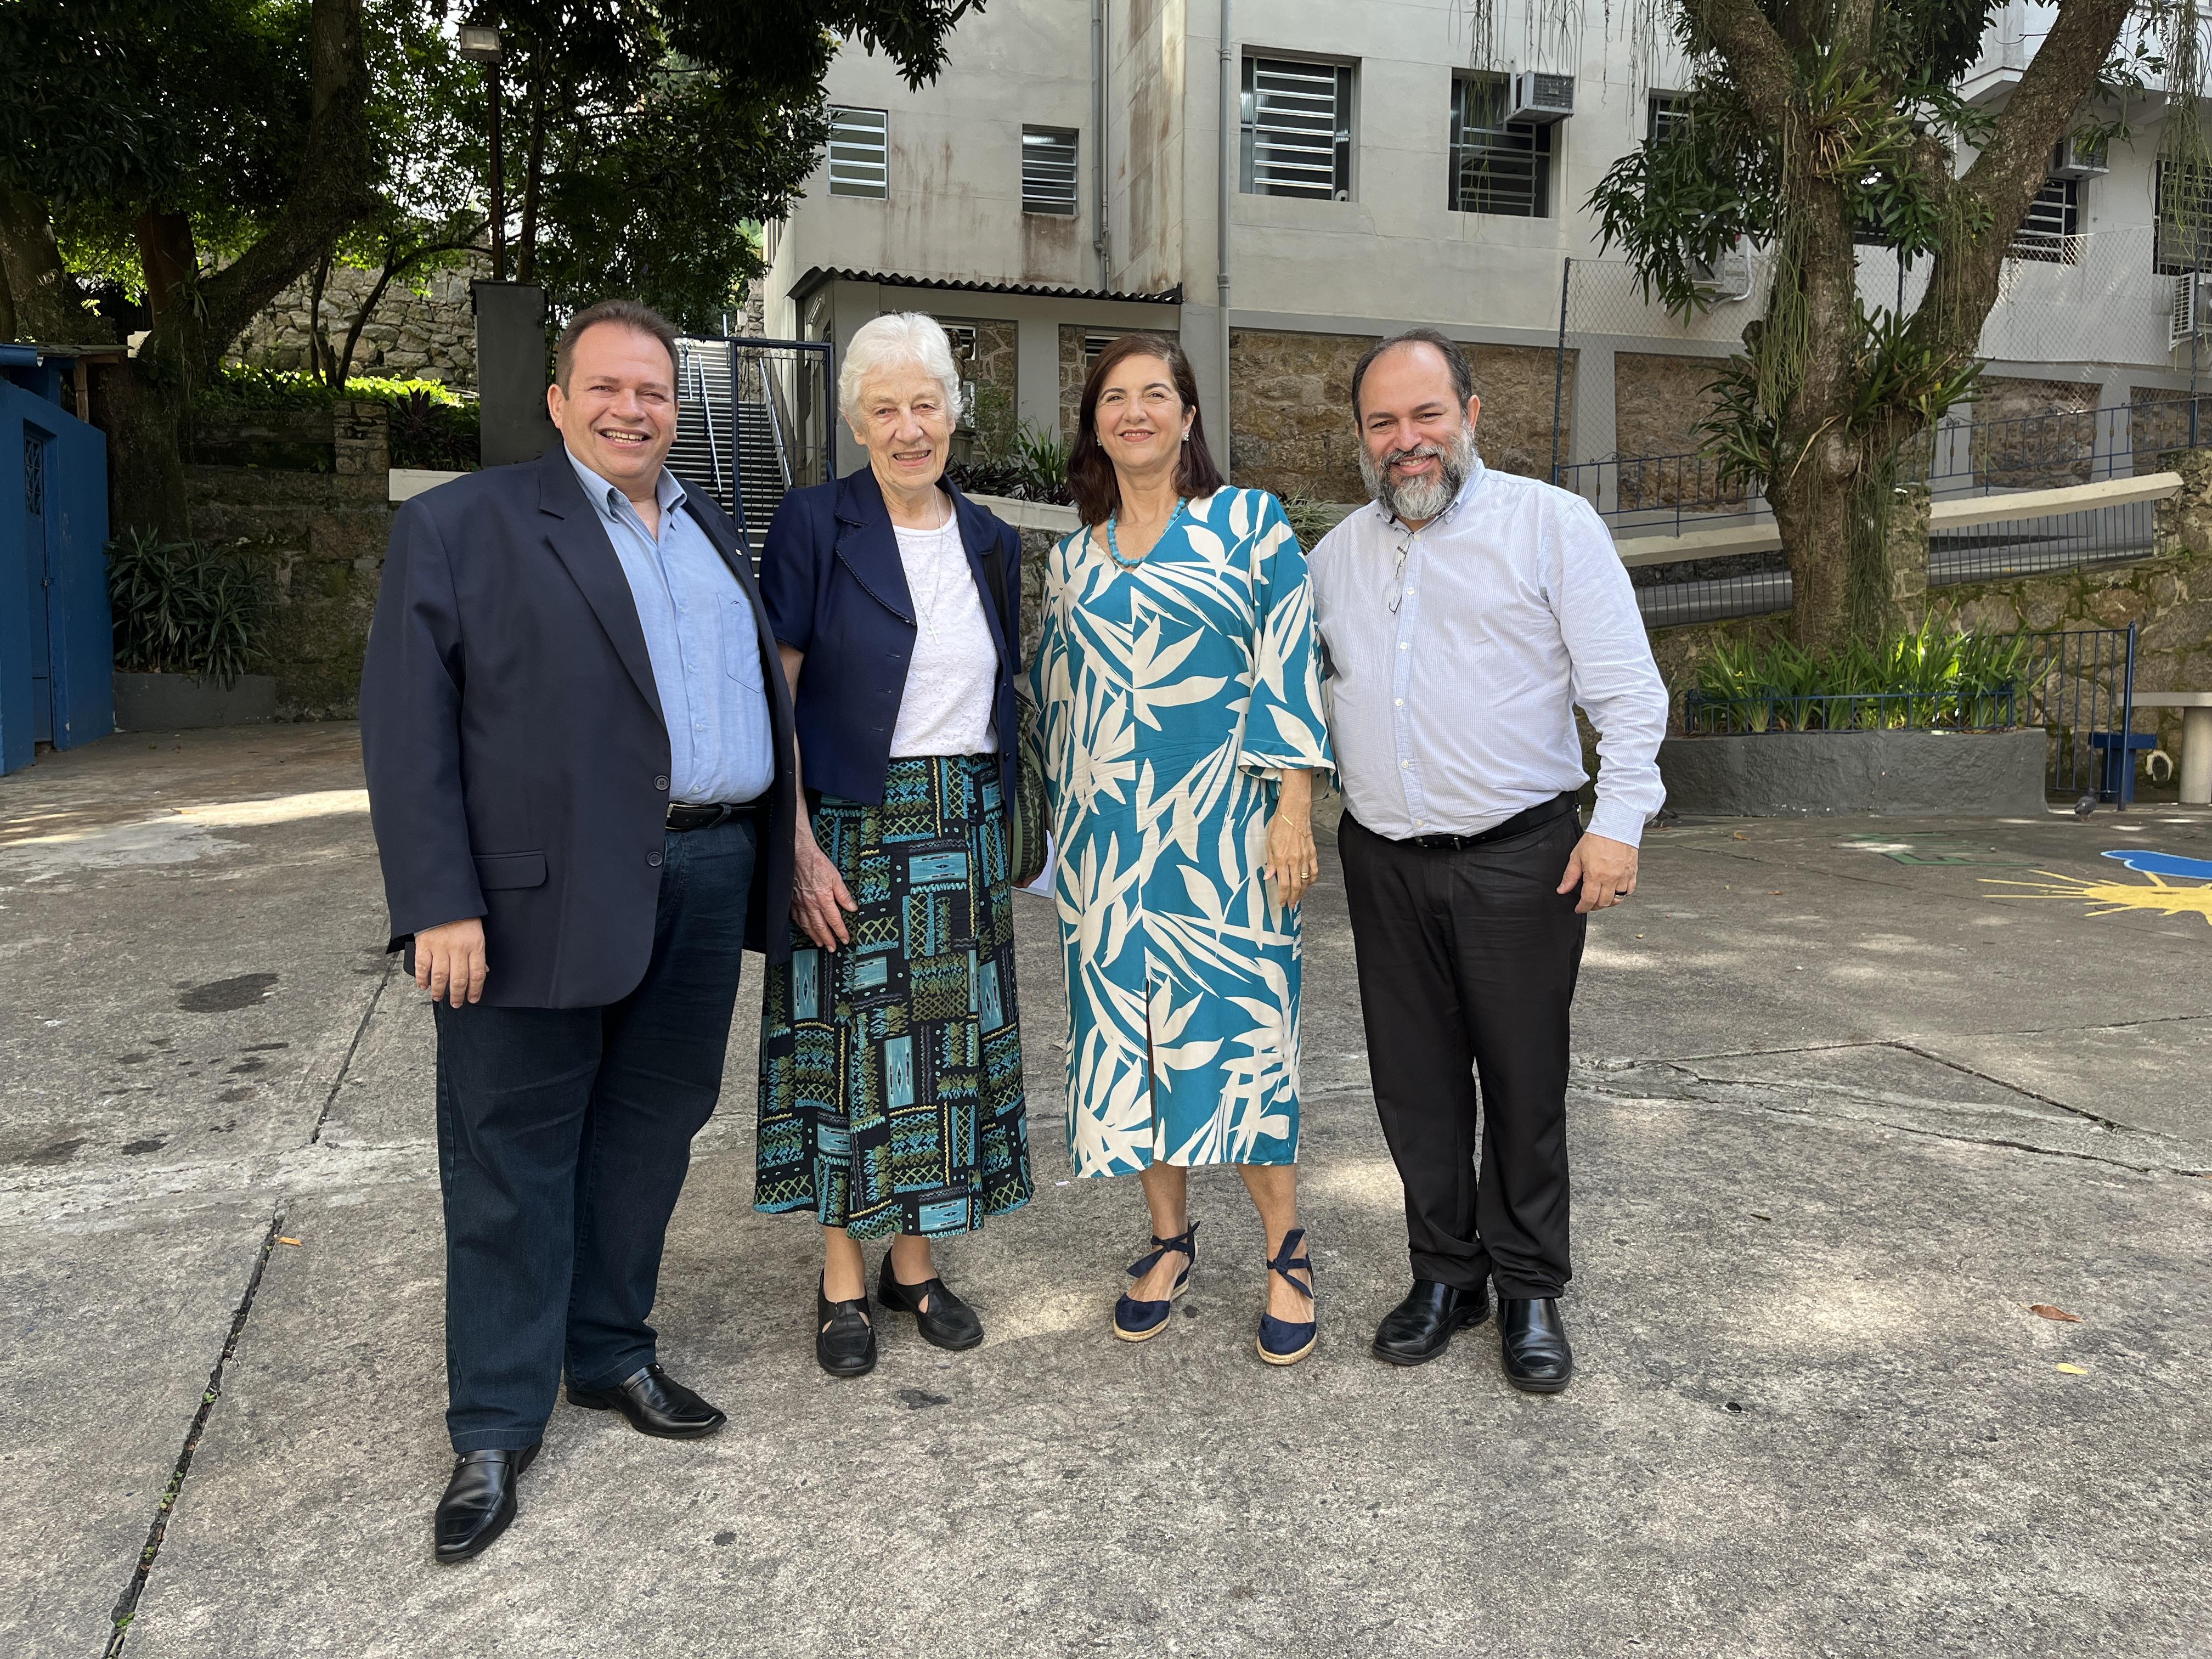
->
[360,445,799,1009]
[758,466,1022,805]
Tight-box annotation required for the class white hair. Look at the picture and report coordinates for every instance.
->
[838,311,963,425]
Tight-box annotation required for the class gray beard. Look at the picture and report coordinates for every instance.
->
[1360,424,1475,522]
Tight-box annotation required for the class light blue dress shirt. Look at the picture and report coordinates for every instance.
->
[566,448,776,804]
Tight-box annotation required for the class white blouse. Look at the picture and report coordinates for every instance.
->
[889,515,1000,758]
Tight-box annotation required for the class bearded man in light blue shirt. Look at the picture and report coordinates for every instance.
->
[1308,328,1669,1395]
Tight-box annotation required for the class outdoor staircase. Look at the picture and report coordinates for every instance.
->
[667,338,798,563]
[732,400,790,545]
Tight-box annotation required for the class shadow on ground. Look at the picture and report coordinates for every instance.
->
[2,728,2205,1657]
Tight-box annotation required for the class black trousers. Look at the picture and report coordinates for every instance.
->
[431,815,756,1453]
[1338,807,1586,1300]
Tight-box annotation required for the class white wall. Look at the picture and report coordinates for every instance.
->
[780,0,1101,295]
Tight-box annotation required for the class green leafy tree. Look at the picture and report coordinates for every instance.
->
[464,0,988,329]
[0,0,984,535]
[0,0,375,537]
[1588,0,2148,652]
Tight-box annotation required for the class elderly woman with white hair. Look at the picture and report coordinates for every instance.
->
[754,311,1033,1378]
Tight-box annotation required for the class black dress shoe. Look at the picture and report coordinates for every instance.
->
[1371,1278,1491,1367]
[817,1278,878,1378]
[876,1254,984,1351]
[1500,1296,1575,1393]
[566,1363,726,1438]
[434,1443,538,1564]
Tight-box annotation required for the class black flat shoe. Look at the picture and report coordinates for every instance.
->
[1372,1278,1491,1367]
[877,1254,984,1351]
[1500,1296,1575,1393]
[434,1443,538,1564]
[817,1278,877,1378]
[567,1363,726,1438]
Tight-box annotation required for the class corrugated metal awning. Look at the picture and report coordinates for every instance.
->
[793,267,1182,306]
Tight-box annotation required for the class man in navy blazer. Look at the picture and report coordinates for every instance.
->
[360,299,796,1564]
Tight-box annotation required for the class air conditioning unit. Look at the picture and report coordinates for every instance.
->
[2052,135,2108,178]
[2171,273,2209,349]
[1508,71,1575,124]
[1690,237,1757,302]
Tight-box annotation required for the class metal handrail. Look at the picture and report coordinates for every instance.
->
[684,343,729,504]
[761,361,794,492]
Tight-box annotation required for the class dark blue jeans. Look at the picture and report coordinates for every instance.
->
[432,815,756,1452]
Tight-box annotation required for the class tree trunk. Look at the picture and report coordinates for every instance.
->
[134,210,199,337]
[0,189,109,345]
[98,363,193,542]
[307,245,336,383]
[337,249,400,383]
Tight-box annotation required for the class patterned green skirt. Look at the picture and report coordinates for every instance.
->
[755,754,1032,1240]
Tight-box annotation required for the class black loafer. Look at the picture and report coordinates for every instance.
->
[1372,1278,1491,1367]
[1500,1296,1575,1393]
[877,1254,984,1351]
[566,1363,726,1438]
[817,1279,878,1378]
[434,1443,538,1564]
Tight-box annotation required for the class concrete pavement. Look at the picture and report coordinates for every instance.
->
[1,726,2205,1657]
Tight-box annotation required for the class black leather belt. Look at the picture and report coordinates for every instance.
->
[666,800,758,833]
[1397,792,1580,850]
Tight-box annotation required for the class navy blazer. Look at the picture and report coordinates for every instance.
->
[360,445,799,1009]
[758,465,1023,805]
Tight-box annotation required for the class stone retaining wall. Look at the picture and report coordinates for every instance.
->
[1228,330,1570,504]
[226,261,484,388]
[184,403,394,720]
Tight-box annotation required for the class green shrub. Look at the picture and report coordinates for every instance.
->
[1688,620,2045,733]
[946,418,1075,505]
[1278,494,1344,550]
[200,366,480,471]
[385,390,479,471]
[107,530,270,685]
[1008,420,1070,491]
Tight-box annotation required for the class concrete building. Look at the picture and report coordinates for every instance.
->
[760,0,2212,502]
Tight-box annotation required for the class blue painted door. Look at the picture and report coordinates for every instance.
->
[23,429,54,741]
[0,377,111,772]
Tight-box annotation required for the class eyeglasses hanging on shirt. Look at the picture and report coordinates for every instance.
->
[1387,531,1414,616]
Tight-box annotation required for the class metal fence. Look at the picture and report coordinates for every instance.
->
[2025,625,2138,802]
[667,336,834,560]
[1682,686,2022,736]
[1672,625,2137,800]
[1573,396,2212,537]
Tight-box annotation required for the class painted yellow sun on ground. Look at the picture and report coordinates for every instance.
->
[1982,869,2212,926]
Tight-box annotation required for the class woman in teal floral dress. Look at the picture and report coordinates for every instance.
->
[1028,334,1335,1364]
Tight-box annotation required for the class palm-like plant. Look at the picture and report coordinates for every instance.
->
[106,531,270,686]
[1688,622,2047,734]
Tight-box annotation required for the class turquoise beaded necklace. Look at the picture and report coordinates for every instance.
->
[1105,497,1186,569]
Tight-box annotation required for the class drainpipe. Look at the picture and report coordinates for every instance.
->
[1093,0,1110,291]
[1217,0,1234,478]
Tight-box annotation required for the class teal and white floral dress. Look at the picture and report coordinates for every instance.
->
[1028,487,1335,1176]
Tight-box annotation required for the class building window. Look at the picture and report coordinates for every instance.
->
[1647,92,1692,147]
[1082,332,1122,365]
[2010,177,2080,264]
[1450,75,1551,218]
[827,106,888,199]
[1022,126,1080,216]
[1242,56,1353,200]
[2155,160,2212,274]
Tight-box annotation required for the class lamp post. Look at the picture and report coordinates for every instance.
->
[458,25,507,283]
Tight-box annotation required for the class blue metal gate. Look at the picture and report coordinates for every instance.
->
[1,360,112,774]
